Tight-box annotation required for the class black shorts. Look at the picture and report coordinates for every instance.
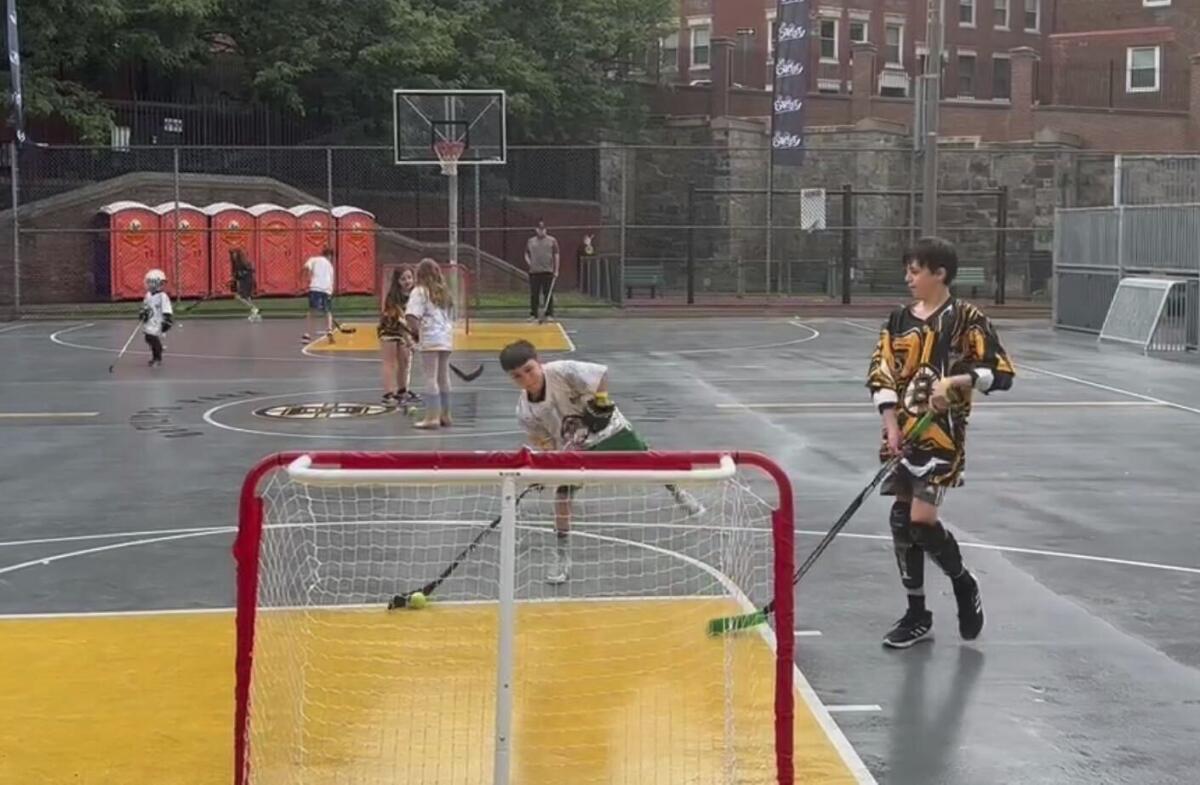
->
[237,277,255,299]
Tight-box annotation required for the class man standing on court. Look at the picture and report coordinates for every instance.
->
[525,219,559,321]
[303,245,336,343]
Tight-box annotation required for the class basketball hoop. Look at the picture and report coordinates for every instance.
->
[434,140,465,176]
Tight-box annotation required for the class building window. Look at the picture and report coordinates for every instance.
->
[850,20,869,43]
[689,22,711,69]
[993,56,1011,99]
[817,78,842,94]
[994,0,1009,29]
[1127,46,1161,92]
[1143,1,1171,6]
[766,13,777,61]
[884,23,903,65]
[958,53,977,97]
[1024,0,1039,32]
[960,0,976,26]
[819,19,838,61]
[659,32,679,73]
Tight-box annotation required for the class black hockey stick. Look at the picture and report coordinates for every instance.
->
[450,362,484,382]
[388,484,542,609]
[707,411,935,635]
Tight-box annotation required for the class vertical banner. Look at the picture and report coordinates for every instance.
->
[771,0,810,166]
[5,0,25,144]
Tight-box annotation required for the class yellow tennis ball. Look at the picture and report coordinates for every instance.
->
[408,591,428,609]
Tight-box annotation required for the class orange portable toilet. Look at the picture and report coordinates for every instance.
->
[249,204,300,296]
[291,205,335,291]
[153,202,209,299]
[95,201,160,301]
[332,206,377,295]
[205,203,255,298]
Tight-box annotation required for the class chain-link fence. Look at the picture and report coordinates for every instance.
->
[0,142,1129,316]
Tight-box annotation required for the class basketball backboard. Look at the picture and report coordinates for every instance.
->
[392,89,507,166]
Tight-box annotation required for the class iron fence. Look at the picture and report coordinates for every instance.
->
[0,142,1112,315]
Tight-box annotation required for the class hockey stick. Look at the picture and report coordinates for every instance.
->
[537,274,558,324]
[450,362,484,382]
[108,322,143,373]
[706,411,935,636]
[180,293,215,315]
[388,484,543,609]
[330,317,357,335]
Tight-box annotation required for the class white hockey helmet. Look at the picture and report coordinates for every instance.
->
[144,268,167,292]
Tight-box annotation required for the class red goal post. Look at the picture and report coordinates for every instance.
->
[378,261,472,334]
[234,449,796,785]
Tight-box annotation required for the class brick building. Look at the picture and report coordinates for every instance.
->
[650,0,1200,148]
[659,0,1046,101]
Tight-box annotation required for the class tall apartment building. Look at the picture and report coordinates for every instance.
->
[659,0,1047,102]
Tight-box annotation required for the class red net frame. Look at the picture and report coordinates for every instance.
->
[377,261,472,335]
[233,449,796,785]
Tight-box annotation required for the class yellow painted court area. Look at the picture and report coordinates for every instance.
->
[308,320,574,353]
[1,600,860,785]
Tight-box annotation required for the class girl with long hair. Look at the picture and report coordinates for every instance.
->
[378,265,419,405]
[405,258,455,429]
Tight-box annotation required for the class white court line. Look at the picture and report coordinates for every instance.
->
[795,630,823,637]
[825,705,883,713]
[201,387,524,441]
[0,322,33,334]
[0,530,225,578]
[715,401,1163,410]
[0,411,101,419]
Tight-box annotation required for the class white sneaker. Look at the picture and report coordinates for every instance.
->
[672,488,706,518]
[545,551,571,585]
[249,308,261,322]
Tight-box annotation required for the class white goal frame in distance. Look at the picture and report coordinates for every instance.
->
[233,449,799,785]
[1099,275,1194,353]
[392,89,507,270]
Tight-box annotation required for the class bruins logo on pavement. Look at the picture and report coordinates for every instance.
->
[254,402,393,420]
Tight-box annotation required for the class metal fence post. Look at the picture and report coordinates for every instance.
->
[173,147,182,295]
[995,186,1008,305]
[618,147,628,306]
[686,184,696,305]
[765,153,774,295]
[474,164,482,307]
[841,183,853,305]
[10,142,20,313]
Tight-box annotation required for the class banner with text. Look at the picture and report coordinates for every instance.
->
[771,0,809,166]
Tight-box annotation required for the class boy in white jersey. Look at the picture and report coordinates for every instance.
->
[139,269,174,367]
[499,339,703,583]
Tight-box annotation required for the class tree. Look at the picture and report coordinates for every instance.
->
[8,0,674,144]
[11,0,218,142]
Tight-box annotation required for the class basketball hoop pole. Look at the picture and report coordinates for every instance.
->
[447,163,459,267]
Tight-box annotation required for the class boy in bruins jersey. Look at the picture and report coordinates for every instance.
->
[867,237,1015,649]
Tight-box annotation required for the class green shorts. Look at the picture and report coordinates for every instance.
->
[586,426,649,452]
[556,427,649,498]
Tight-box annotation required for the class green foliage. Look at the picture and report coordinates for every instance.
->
[12,0,673,143]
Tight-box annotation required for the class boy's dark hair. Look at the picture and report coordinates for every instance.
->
[499,340,538,371]
[903,236,958,285]
[323,246,335,257]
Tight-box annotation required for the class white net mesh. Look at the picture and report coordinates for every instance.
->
[241,462,786,785]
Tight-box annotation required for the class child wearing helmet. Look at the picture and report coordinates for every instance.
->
[140,269,174,367]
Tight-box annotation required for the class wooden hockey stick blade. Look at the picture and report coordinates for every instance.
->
[450,363,484,382]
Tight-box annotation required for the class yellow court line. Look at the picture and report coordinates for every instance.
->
[0,412,100,419]
[305,320,574,353]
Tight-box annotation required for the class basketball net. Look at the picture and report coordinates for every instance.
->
[434,140,465,176]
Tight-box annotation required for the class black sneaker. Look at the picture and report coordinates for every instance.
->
[882,609,934,649]
[953,571,985,640]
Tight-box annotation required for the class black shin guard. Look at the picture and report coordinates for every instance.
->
[911,520,965,580]
[889,502,925,608]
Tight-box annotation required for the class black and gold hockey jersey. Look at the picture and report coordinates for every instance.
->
[866,297,1015,488]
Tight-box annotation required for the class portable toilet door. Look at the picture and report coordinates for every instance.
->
[249,204,300,295]
[153,202,209,299]
[291,205,334,294]
[97,201,160,300]
[332,206,377,295]
[204,203,255,298]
